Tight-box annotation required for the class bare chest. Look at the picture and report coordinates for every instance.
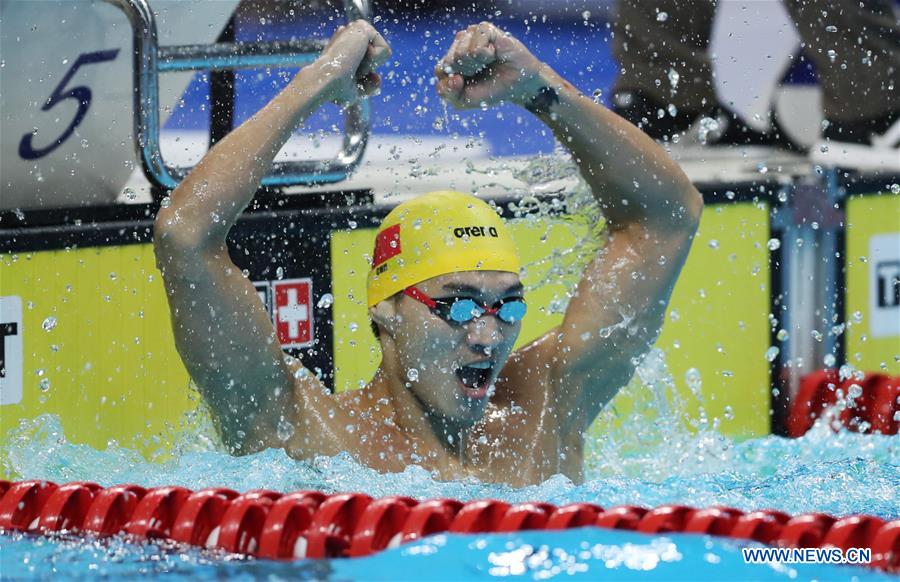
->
[462,404,585,485]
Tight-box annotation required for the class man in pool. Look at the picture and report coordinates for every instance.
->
[154,21,702,486]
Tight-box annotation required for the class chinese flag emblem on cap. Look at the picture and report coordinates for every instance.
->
[373,224,401,267]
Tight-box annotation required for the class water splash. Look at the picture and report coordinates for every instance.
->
[5,405,898,520]
[4,154,898,528]
[504,154,607,294]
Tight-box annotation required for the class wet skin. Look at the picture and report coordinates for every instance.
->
[278,270,584,485]
[270,272,582,484]
[154,21,702,486]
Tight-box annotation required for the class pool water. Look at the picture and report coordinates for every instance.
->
[2,398,897,580]
[2,521,895,580]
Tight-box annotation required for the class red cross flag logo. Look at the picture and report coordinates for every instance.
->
[272,278,314,349]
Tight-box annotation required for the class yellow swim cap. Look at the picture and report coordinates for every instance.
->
[367,191,521,307]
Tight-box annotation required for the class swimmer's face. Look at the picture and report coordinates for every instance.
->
[387,270,524,426]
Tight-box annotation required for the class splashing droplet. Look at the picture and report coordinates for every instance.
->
[276,418,295,441]
[317,293,334,308]
[667,69,679,89]
[697,117,719,144]
[685,368,702,396]
[42,316,57,332]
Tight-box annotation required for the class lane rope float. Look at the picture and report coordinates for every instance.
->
[788,372,899,437]
[0,480,897,572]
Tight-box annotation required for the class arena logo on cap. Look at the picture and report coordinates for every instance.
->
[453,226,498,238]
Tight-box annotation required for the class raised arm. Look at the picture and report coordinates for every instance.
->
[154,21,390,453]
[435,23,702,431]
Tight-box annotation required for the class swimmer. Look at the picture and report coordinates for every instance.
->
[154,21,703,486]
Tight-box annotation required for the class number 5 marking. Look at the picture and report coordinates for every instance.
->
[18,49,120,160]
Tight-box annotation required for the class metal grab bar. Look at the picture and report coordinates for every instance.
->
[106,0,372,192]
[158,39,325,72]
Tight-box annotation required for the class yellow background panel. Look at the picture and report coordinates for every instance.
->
[331,202,771,439]
[845,194,900,374]
[0,244,195,478]
[1,200,773,481]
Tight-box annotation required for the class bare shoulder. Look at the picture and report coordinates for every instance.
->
[279,361,348,457]
[281,367,413,471]
[285,362,373,428]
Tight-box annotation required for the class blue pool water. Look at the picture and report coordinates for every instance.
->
[2,408,897,580]
[3,522,894,580]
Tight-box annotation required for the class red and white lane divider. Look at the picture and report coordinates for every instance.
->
[0,480,898,572]
[788,371,899,437]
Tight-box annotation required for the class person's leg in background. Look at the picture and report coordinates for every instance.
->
[611,0,802,148]
[611,0,718,138]
[784,0,899,166]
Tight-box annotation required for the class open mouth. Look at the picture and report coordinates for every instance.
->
[454,361,493,398]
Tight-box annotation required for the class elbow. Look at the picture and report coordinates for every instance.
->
[154,207,198,256]
[660,187,703,257]
[154,207,184,256]
[666,186,703,247]
[153,208,216,283]
[153,206,222,271]
[682,186,703,235]
[153,210,191,279]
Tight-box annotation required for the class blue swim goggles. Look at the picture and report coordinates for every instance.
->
[404,286,527,325]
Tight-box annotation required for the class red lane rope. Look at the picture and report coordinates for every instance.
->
[0,480,897,572]
[788,372,900,437]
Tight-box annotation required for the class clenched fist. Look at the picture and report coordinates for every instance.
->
[315,20,392,105]
[434,22,549,110]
